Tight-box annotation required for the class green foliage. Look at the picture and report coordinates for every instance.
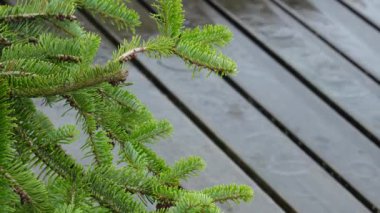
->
[77,0,141,31]
[202,184,254,204]
[0,0,253,212]
[159,156,205,185]
[151,0,237,76]
[152,0,184,38]
[181,25,233,48]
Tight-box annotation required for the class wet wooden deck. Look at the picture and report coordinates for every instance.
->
[56,0,380,212]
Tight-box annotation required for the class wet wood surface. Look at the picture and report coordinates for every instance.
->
[208,0,380,150]
[78,0,380,212]
[338,0,380,31]
[18,0,380,212]
[183,0,380,210]
[273,0,380,83]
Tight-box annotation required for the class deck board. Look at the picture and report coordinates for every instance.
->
[272,0,380,83]
[76,13,283,213]
[209,0,380,146]
[338,0,380,31]
[179,0,380,209]
[83,2,371,212]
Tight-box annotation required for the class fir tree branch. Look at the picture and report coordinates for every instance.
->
[0,167,32,205]
[0,163,53,212]
[118,47,146,63]
[201,184,254,204]
[0,71,37,76]
[77,0,140,31]
[0,37,11,46]
[96,84,141,112]
[0,13,77,22]
[15,126,75,179]
[50,54,82,63]
[64,93,113,166]
[173,47,236,76]
[10,64,129,97]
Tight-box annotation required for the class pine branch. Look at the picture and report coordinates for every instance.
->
[0,37,11,46]
[0,13,77,22]
[1,162,53,212]
[0,80,17,212]
[181,25,233,48]
[12,98,84,180]
[118,47,146,62]
[1,167,31,205]
[46,125,79,145]
[152,0,184,37]
[0,71,37,76]
[202,184,254,204]
[127,120,173,144]
[159,156,205,185]
[9,62,129,97]
[77,0,140,31]
[50,54,82,63]
[64,93,113,166]
[115,36,175,62]
[0,0,77,23]
[97,83,142,112]
[85,168,147,213]
[166,193,220,213]
[174,42,237,76]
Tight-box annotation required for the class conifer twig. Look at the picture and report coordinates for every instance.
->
[51,54,82,63]
[0,167,32,205]
[0,37,11,46]
[0,13,77,22]
[173,49,226,74]
[11,69,128,97]
[118,47,146,63]
[0,71,37,77]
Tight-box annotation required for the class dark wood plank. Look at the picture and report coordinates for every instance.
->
[177,0,380,210]
[86,2,370,212]
[338,0,380,31]
[74,13,283,213]
[209,0,380,147]
[271,0,380,83]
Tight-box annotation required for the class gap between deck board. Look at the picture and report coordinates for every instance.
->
[210,0,380,209]
[336,0,380,32]
[201,1,380,210]
[269,0,380,85]
[205,0,380,151]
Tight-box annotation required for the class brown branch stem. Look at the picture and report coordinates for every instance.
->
[118,47,146,63]
[0,71,37,77]
[0,13,77,22]
[11,68,128,97]
[0,166,32,205]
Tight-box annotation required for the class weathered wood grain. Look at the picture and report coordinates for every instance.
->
[85,1,370,212]
[180,0,380,210]
[209,0,380,146]
[271,0,380,83]
[338,0,380,31]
